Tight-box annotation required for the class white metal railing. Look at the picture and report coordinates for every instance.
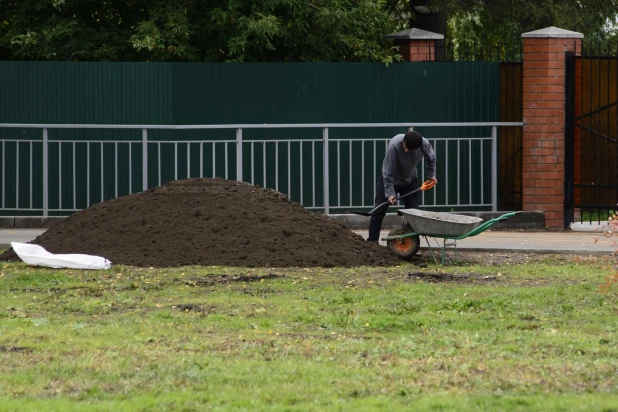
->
[0,122,523,216]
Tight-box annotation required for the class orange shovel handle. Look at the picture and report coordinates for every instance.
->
[420,179,436,191]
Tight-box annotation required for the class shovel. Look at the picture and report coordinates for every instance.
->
[349,179,436,217]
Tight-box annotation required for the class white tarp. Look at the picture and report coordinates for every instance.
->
[11,242,112,270]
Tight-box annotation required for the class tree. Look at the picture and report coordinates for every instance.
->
[387,0,618,44]
[3,0,617,63]
[0,0,401,63]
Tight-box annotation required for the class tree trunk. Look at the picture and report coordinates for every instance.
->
[408,0,447,60]
[408,0,446,34]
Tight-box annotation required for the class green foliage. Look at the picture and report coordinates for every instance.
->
[1,0,616,62]
[419,0,618,44]
[0,0,401,63]
[193,0,402,63]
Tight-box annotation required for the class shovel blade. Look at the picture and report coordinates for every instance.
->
[346,202,389,217]
[347,211,374,217]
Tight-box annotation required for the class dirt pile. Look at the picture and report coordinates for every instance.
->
[0,178,401,268]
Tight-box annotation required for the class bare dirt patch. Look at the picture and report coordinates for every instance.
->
[172,304,216,315]
[185,273,284,286]
[407,271,501,283]
[411,250,576,267]
[0,346,33,353]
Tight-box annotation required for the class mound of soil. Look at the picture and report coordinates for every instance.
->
[0,178,401,268]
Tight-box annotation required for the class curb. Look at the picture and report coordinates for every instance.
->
[569,221,612,232]
[416,247,611,256]
[0,217,64,229]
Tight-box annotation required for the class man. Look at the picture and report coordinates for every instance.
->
[367,130,437,242]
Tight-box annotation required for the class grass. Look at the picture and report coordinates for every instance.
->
[1,252,618,411]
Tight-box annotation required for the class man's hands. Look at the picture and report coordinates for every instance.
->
[388,195,397,204]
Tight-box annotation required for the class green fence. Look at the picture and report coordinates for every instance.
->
[0,62,500,215]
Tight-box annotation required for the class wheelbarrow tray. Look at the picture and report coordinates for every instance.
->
[397,209,484,237]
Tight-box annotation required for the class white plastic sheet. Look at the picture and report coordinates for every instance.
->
[11,242,112,270]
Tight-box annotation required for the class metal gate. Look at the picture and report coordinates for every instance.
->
[499,61,523,211]
[565,45,618,225]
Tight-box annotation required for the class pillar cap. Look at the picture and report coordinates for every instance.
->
[386,28,444,40]
[521,26,583,39]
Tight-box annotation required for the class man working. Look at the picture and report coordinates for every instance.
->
[367,130,437,243]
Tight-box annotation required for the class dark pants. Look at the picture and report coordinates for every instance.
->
[367,176,418,242]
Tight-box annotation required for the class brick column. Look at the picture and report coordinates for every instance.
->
[521,27,583,228]
[385,28,443,62]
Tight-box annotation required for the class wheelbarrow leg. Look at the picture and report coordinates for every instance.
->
[455,241,459,265]
[424,237,454,266]
[424,236,461,266]
[422,236,440,266]
[442,239,459,265]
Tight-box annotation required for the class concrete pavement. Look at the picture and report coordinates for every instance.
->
[356,229,616,254]
[1,228,616,255]
[0,229,45,248]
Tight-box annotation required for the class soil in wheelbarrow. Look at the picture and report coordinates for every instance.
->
[0,178,401,268]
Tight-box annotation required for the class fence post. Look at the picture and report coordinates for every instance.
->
[236,128,243,181]
[142,129,148,191]
[521,26,583,227]
[564,51,575,227]
[491,126,498,212]
[323,127,329,215]
[42,128,48,217]
[385,29,444,62]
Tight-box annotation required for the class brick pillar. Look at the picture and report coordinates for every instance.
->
[521,27,583,228]
[385,28,443,62]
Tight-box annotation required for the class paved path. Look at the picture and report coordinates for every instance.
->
[0,229,45,248]
[1,229,615,255]
[354,229,616,254]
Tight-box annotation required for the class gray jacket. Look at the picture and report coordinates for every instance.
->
[382,134,436,198]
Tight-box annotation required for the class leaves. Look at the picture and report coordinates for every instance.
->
[0,0,401,62]
[412,0,618,43]
[2,0,616,62]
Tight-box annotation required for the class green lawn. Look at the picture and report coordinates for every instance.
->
[1,252,618,411]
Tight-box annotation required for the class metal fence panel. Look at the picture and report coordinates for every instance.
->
[0,123,521,216]
[0,61,506,215]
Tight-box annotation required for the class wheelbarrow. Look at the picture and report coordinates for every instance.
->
[382,209,522,265]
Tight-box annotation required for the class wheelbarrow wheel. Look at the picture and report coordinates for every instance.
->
[387,226,420,260]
